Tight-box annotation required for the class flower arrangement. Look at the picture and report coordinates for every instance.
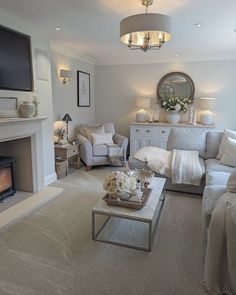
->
[103,171,136,195]
[160,95,193,113]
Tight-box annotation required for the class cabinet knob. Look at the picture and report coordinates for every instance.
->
[161,130,166,134]
[146,130,150,133]
[135,129,140,132]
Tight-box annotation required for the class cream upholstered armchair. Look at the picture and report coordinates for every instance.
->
[77,122,128,170]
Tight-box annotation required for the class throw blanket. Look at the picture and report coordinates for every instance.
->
[171,149,202,186]
[203,193,236,295]
[106,143,123,166]
[134,147,202,186]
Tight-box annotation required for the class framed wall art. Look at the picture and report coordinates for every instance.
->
[77,71,90,107]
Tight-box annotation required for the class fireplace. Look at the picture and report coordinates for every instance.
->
[0,156,15,201]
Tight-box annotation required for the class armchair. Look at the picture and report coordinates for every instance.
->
[77,122,128,170]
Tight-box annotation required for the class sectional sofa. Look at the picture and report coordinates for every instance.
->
[129,128,235,229]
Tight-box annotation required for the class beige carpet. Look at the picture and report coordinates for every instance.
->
[0,167,207,295]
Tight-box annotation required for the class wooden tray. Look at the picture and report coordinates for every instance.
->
[103,188,152,210]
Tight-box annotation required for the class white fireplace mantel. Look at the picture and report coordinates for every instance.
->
[0,117,48,193]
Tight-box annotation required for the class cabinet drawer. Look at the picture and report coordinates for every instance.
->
[55,148,67,158]
[131,126,156,137]
[158,127,171,139]
[68,147,78,157]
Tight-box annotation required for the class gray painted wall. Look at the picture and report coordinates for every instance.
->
[51,51,95,141]
[95,60,236,138]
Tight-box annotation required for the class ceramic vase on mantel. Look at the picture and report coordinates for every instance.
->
[166,112,181,124]
[19,101,35,118]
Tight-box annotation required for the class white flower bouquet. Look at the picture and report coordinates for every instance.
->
[160,95,193,113]
[103,171,136,196]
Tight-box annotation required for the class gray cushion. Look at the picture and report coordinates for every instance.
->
[199,157,206,177]
[205,159,235,174]
[167,128,206,158]
[93,144,108,156]
[202,185,227,215]
[205,131,223,159]
[206,171,230,186]
[103,122,115,136]
[227,168,236,193]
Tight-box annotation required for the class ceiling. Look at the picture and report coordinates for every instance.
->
[1,0,236,65]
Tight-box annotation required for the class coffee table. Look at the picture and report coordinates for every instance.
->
[92,177,166,252]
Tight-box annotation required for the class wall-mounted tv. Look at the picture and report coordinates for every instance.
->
[0,25,33,92]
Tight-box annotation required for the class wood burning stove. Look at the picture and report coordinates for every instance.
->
[0,156,15,201]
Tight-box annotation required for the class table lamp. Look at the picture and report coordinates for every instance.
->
[134,97,151,122]
[62,113,72,141]
[199,97,216,125]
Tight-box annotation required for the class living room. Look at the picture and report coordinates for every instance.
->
[0,0,236,294]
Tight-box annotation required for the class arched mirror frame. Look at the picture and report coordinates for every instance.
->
[157,72,195,102]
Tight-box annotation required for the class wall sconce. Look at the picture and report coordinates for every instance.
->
[60,69,72,84]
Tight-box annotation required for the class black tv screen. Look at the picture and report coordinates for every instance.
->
[0,25,33,91]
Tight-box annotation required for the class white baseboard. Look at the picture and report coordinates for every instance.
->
[44,172,57,186]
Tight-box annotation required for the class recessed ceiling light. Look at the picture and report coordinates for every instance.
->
[195,23,203,27]
[55,27,62,31]
[234,29,236,33]
[175,54,179,57]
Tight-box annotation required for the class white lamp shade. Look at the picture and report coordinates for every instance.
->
[199,97,216,111]
[134,97,151,109]
[60,69,72,79]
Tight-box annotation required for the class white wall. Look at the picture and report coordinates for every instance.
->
[95,60,236,137]
[0,10,56,185]
[51,51,95,141]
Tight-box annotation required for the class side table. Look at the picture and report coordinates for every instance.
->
[54,144,80,178]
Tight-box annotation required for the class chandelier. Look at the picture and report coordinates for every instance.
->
[120,0,172,52]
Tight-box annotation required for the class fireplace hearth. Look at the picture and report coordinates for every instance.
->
[0,156,15,201]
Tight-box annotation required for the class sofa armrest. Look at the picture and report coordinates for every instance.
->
[77,134,93,166]
[114,133,128,160]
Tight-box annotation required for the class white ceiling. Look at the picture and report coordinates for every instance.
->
[1,0,236,65]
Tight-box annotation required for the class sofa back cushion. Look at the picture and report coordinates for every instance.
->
[78,122,115,142]
[227,168,236,193]
[167,128,206,158]
[205,131,223,159]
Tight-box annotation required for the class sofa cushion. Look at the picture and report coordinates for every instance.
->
[217,128,236,159]
[202,185,227,215]
[167,128,206,158]
[220,137,236,167]
[205,131,223,159]
[93,144,108,156]
[205,159,235,174]
[227,168,236,193]
[103,122,115,136]
[206,171,230,186]
[199,157,206,177]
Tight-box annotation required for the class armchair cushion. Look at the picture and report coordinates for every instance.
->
[93,145,108,156]
[85,124,105,142]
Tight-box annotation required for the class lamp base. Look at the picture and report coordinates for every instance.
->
[200,113,214,125]
[136,111,147,122]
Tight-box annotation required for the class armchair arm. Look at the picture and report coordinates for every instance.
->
[113,133,128,160]
[77,134,93,166]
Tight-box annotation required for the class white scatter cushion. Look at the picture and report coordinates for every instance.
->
[227,168,236,193]
[85,124,105,142]
[217,129,236,159]
[92,132,114,146]
[202,185,227,215]
[220,137,236,167]
[134,146,172,177]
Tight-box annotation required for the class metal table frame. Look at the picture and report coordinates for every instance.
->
[92,187,165,252]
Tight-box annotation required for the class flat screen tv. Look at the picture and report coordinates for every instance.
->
[0,25,33,92]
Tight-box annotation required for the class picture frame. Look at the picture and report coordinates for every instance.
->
[77,71,90,107]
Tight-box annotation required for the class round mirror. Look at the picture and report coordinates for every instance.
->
[157,72,195,102]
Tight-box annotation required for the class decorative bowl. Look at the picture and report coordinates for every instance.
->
[128,169,154,185]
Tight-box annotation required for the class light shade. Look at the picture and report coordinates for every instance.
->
[62,113,72,122]
[199,98,216,110]
[120,13,172,51]
[60,69,72,79]
[134,97,151,109]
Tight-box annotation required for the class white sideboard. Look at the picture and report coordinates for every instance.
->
[130,122,215,157]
